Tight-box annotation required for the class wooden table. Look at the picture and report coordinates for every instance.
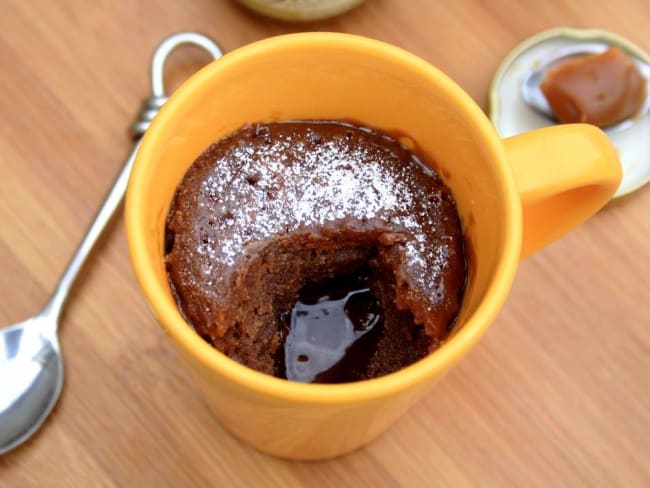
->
[1,0,649,485]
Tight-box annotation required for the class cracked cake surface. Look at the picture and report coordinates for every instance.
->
[165,121,466,382]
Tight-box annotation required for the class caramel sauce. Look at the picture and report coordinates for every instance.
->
[277,270,383,383]
[540,47,647,127]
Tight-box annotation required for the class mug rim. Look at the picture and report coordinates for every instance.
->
[125,32,522,404]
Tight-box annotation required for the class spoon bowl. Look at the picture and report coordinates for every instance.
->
[0,316,62,454]
[521,42,650,132]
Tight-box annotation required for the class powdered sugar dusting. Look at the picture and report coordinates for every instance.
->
[174,122,459,299]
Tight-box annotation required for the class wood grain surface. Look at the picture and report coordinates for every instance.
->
[1,0,649,486]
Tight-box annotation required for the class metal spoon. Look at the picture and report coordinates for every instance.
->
[521,42,650,132]
[0,32,223,456]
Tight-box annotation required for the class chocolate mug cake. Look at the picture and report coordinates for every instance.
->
[164,121,466,383]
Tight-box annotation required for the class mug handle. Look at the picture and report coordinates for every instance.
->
[503,124,622,258]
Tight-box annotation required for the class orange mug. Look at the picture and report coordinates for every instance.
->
[125,33,621,460]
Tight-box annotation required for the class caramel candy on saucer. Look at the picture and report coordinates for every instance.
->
[541,47,647,127]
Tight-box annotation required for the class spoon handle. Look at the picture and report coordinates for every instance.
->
[41,141,141,323]
[40,32,223,327]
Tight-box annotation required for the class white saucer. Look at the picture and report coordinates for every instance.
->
[489,27,650,198]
